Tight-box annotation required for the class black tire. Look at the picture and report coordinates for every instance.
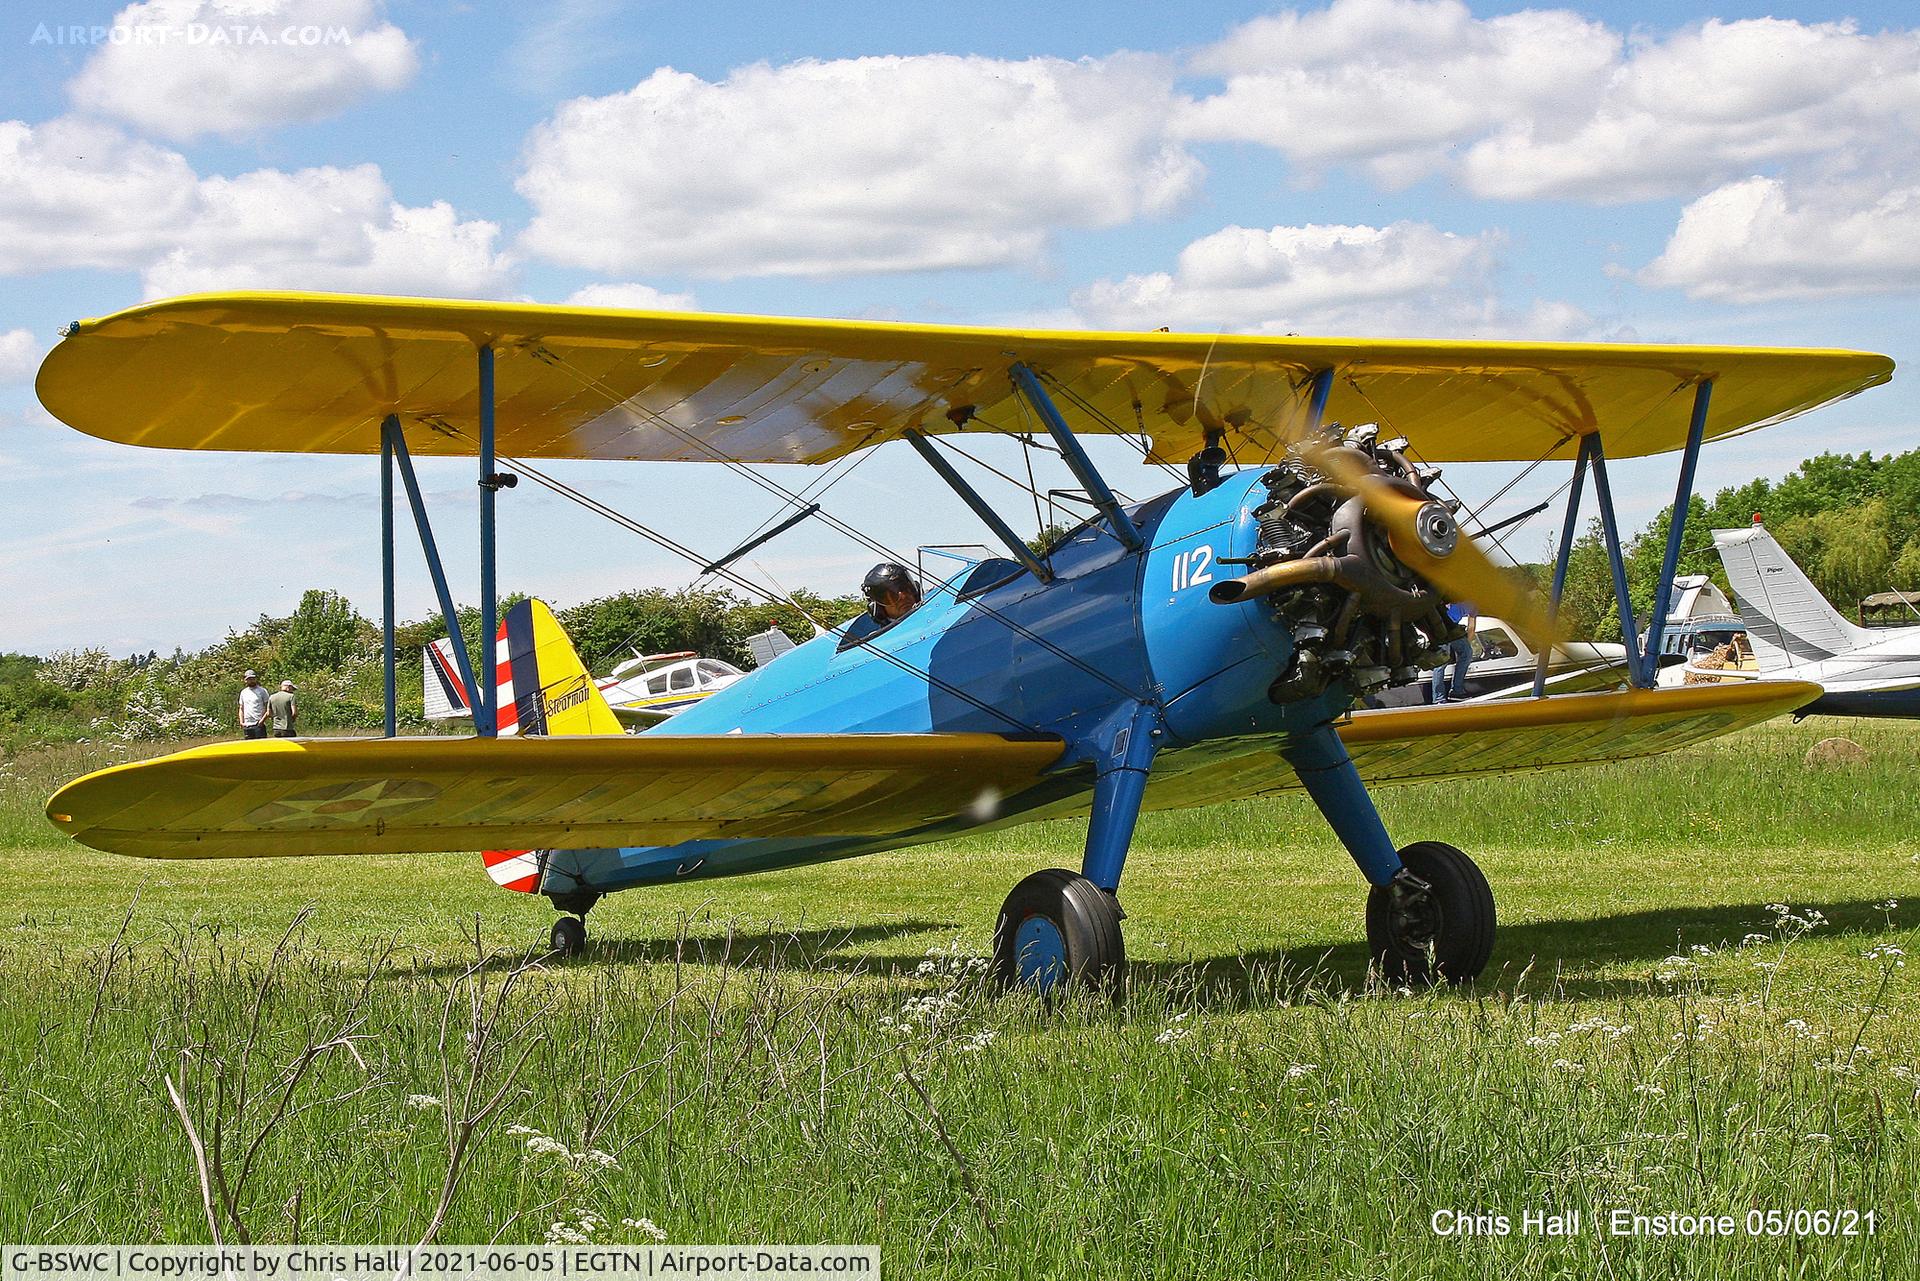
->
[549,915,587,959]
[991,868,1125,997]
[1365,841,1494,985]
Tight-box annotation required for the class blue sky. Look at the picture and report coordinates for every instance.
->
[3,0,1918,654]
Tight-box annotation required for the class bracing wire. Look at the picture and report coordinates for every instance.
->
[501,455,1044,733]
[526,349,1150,701]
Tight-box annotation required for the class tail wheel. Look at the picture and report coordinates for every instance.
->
[549,915,587,958]
[992,869,1125,997]
[1365,841,1494,985]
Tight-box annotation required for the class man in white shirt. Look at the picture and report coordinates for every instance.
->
[238,670,270,739]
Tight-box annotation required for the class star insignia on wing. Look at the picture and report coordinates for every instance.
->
[247,778,439,828]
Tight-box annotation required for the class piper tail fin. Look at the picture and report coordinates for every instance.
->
[1711,526,1873,671]
[484,599,623,894]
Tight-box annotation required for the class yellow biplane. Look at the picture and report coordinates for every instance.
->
[37,293,1889,989]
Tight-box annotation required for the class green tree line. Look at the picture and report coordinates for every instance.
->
[1,586,863,748]
[1546,449,1920,640]
[5,447,1914,746]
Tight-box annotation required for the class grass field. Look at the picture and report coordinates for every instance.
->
[1,716,1916,1278]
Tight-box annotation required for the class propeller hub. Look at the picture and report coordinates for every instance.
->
[1413,502,1458,558]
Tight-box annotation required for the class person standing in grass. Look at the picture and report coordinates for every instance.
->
[268,680,299,738]
[238,670,270,739]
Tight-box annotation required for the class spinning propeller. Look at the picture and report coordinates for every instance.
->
[1208,432,1563,685]
[1302,440,1563,653]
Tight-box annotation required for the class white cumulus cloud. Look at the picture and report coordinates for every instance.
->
[143,163,510,297]
[0,329,40,384]
[0,117,202,272]
[517,53,1201,277]
[563,282,698,311]
[1072,220,1536,337]
[1638,176,1920,304]
[1184,3,1920,204]
[1179,0,1617,188]
[0,118,509,297]
[1460,17,1920,203]
[68,0,418,141]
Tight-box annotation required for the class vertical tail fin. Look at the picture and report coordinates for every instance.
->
[492,598,625,737]
[422,637,472,720]
[483,599,623,894]
[1711,526,1872,671]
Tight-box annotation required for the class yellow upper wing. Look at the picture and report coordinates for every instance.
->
[36,292,1892,466]
[46,733,1064,860]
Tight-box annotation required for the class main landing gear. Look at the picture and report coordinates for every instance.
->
[1366,842,1495,985]
[990,717,1497,997]
[991,869,1125,995]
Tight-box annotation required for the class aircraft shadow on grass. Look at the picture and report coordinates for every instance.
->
[404,918,961,980]
[1104,896,1909,1008]
[413,898,1905,1011]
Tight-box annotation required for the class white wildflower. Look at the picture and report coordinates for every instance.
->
[621,1218,668,1242]
[526,1135,572,1160]
[1286,1063,1318,1080]
[581,1149,621,1171]
[405,1094,443,1110]
[1550,1059,1585,1075]
[1633,1083,1666,1098]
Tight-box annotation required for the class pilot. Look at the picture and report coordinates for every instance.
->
[862,561,922,625]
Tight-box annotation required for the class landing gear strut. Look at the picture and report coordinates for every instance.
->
[1365,841,1494,984]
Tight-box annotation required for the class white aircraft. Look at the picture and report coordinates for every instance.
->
[1369,616,1628,707]
[593,650,747,724]
[425,625,796,727]
[1660,525,1920,718]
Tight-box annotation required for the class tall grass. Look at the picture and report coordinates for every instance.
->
[0,910,1913,1276]
[1,718,1916,1274]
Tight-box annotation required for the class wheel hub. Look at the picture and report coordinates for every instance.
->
[1385,868,1441,950]
[1012,914,1068,992]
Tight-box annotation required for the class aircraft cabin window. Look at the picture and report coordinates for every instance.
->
[646,674,669,694]
[670,666,696,691]
[698,660,734,681]
[1477,628,1519,660]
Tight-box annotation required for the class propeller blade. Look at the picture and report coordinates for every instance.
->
[1306,443,1565,652]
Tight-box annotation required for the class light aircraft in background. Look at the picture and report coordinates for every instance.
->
[1658,524,1920,718]
[36,294,1888,991]
[1366,618,1628,707]
[426,633,750,726]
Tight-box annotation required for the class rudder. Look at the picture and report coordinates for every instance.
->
[1712,526,1872,670]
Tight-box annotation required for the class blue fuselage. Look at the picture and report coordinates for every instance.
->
[544,469,1347,896]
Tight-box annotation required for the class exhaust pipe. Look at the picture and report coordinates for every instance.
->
[1208,557,1341,604]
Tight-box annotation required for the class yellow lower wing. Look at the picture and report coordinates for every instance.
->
[46,733,1064,860]
[1140,681,1819,812]
[45,684,1813,861]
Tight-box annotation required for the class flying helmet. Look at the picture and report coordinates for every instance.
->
[862,562,920,618]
